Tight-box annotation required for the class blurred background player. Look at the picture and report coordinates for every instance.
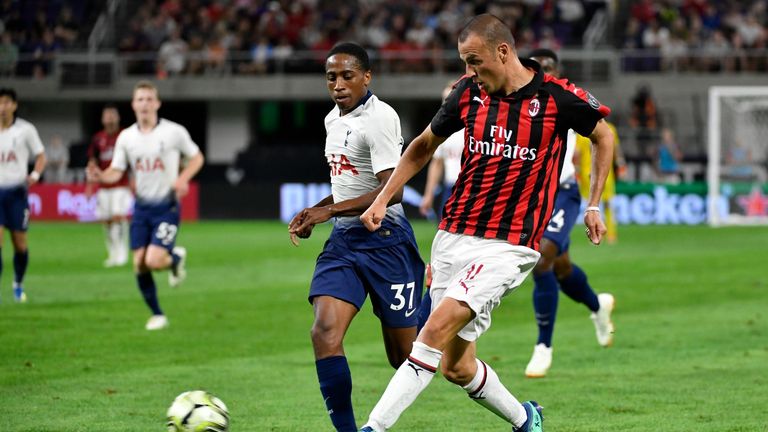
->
[288,42,424,432]
[574,119,625,244]
[88,81,204,330]
[87,103,132,267]
[419,82,465,222]
[0,88,46,303]
[524,49,615,378]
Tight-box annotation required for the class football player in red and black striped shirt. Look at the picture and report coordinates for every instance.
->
[359,14,615,432]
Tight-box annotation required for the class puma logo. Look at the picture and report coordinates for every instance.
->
[407,362,424,376]
[473,96,488,107]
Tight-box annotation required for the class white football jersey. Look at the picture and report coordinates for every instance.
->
[0,118,44,187]
[433,129,464,186]
[324,93,405,227]
[559,129,576,184]
[111,119,199,203]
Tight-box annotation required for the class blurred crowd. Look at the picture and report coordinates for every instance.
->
[3,1,767,77]
[621,0,768,72]
[118,0,609,76]
[0,0,96,78]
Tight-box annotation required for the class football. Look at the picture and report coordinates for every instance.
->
[166,390,229,432]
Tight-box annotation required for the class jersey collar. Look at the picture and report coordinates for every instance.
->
[345,90,373,114]
[507,58,543,99]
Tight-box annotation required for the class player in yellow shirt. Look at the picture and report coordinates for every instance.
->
[574,122,625,243]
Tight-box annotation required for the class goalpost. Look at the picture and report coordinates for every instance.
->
[707,86,768,226]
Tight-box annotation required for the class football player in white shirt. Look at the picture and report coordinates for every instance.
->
[0,88,47,303]
[88,81,204,330]
[523,49,615,378]
[288,43,424,432]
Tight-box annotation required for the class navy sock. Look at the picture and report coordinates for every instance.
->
[13,250,29,284]
[417,289,432,334]
[559,264,600,312]
[533,271,560,347]
[316,356,356,432]
[136,272,163,315]
[171,251,181,270]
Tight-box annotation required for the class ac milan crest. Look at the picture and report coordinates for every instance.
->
[528,98,540,117]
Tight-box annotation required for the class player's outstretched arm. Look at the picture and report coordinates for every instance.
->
[361,125,445,231]
[288,194,334,246]
[584,119,614,245]
[289,168,405,246]
[88,166,126,185]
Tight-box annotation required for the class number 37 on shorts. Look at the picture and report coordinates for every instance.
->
[390,282,417,316]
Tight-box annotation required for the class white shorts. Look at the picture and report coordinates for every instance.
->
[96,187,133,220]
[429,230,540,342]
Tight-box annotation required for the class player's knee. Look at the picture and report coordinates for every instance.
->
[144,256,166,271]
[441,361,473,385]
[310,321,342,351]
[533,255,555,275]
[554,262,573,280]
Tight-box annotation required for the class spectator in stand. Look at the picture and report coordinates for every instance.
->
[641,18,669,71]
[701,29,731,72]
[629,84,659,155]
[656,127,683,184]
[205,30,228,74]
[53,5,79,46]
[185,32,206,75]
[45,134,69,183]
[535,27,561,51]
[239,35,271,74]
[32,29,60,79]
[157,27,188,77]
[0,32,18,76]
[661,17,690,71]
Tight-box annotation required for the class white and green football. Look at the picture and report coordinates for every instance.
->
[166,390,229,432]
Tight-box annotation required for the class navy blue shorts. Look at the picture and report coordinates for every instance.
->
[543,182,581,255]
[130,200,181,252]
[0,185,29,232]
[309,225,425,328]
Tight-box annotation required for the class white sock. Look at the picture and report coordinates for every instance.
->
[103,224,114,260]
[462,358,527,428]
[117,221,129,262]
[364,341,442,431]
[110,223,122,261]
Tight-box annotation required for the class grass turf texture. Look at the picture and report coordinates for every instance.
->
[0,221,766,431]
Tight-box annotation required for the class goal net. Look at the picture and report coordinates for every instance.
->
[707,86,768,226]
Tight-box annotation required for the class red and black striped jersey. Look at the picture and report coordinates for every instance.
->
[430,58,610,251]
[89,129,130,188]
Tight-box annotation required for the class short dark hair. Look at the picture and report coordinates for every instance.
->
[459,14,515,51]
[0,88,18,102]
[326,42,371,71]
[527,48,558,64]
[102,102,119,111]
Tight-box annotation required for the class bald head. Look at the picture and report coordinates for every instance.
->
[459,14,515,52]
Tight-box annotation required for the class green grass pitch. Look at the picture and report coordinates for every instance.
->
[0,221,766,431]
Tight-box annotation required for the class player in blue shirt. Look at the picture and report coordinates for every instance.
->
[524,49,615,378]
[289,42,424,432]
